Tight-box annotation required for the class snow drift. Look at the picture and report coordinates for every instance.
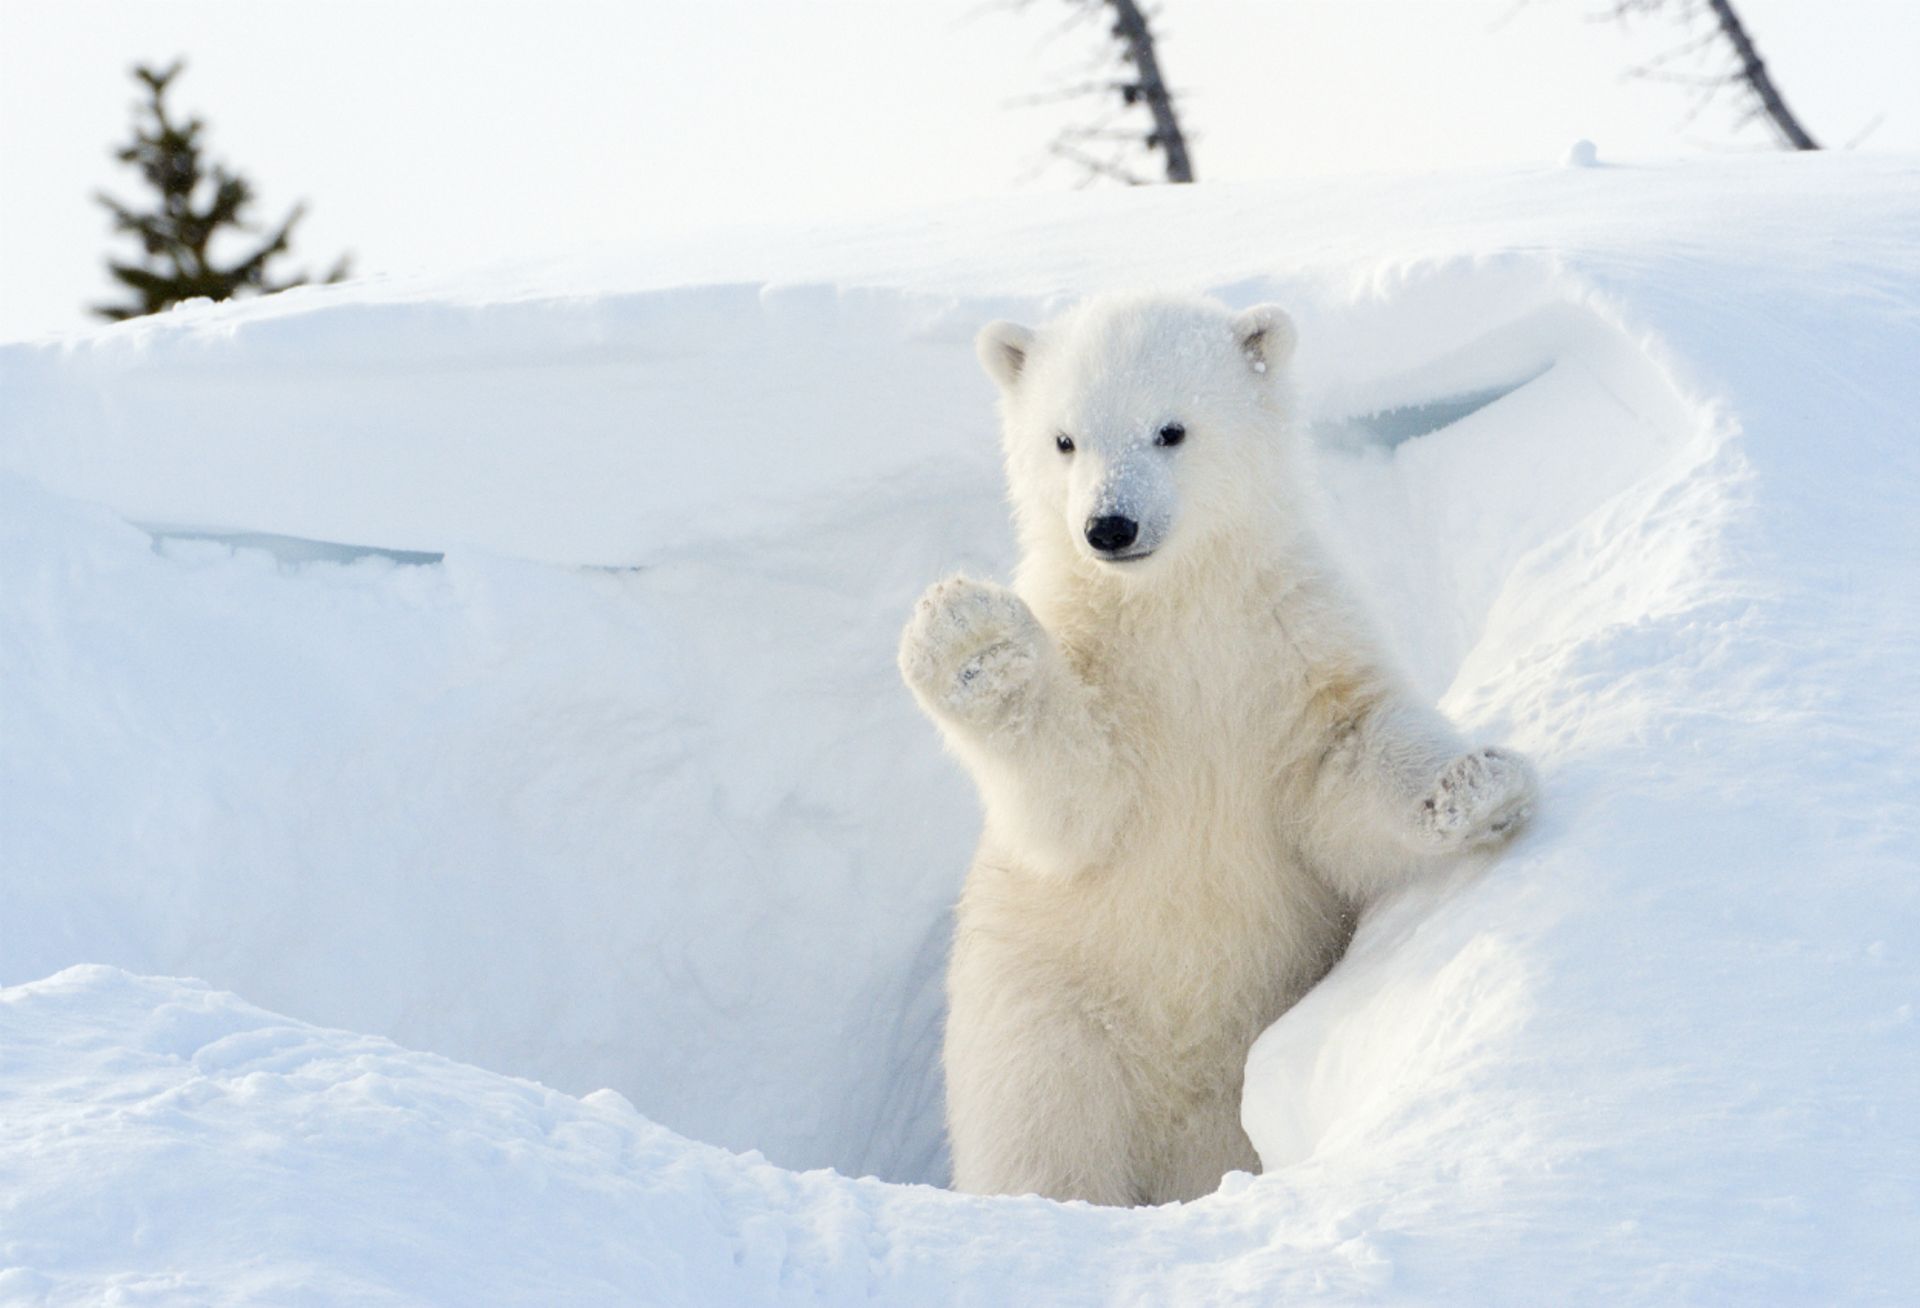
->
[2,152,1917,1303]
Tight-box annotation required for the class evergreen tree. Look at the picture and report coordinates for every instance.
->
[94,61,350,321]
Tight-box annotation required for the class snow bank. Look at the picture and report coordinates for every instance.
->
[0,459,976,1188]
[2,153,1917,1302]
[0,965,960,1305]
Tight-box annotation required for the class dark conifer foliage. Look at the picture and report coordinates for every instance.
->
[94,61,350,321]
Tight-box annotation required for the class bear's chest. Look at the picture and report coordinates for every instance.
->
[999,843,1347,1080]
[1071,619,1317,784]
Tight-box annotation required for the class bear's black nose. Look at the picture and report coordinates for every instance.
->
[1085,515,1139,553]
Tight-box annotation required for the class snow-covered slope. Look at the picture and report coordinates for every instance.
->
[2,153,1916,1304]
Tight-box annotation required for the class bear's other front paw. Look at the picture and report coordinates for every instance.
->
[1414,746,1538,851]
[898,576,1049,729]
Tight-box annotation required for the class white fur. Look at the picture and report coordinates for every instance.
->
[901,293,1536,1207]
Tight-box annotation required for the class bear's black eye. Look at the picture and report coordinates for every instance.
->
[1055,433,1075,454]
[1156,422,1186,447]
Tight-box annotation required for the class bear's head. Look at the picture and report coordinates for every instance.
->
[976,293,1298,582]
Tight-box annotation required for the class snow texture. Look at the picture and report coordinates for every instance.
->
[2,152,1917,1303]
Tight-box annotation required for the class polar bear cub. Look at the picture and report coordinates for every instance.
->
[898,293,1537,1207]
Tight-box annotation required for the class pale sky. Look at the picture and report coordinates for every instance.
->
[3,0,1915,340]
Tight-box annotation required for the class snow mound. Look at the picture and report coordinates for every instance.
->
[3,153,1918,1302]
[0,966,903,1305]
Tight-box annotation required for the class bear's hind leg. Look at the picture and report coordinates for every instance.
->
[945,990,1141,1206]
[1140,1090,1262,1205]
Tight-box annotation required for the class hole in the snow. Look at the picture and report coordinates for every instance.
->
[1318,367,1548,451]
[1304,294,1702,702]
[143,526,445,568]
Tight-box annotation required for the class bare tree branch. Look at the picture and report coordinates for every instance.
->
[1008,0,1196,187]
[1001,79,1131,109]
[1843,113,1887,151]
[1701,0,1817,148]
[1050,141,1148,186]
[1606,0,1819,150]
[1103,0,1194,181]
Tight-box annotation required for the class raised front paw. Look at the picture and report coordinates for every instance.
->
[1414,746,1538,851]
[898,576,1048,729]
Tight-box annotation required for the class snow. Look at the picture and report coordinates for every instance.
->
[3,151,1918,1303]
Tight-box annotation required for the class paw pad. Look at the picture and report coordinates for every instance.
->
[1417,747,1538,850]
[899,578,1045,725]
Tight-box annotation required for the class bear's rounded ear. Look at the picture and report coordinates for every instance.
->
[1232,304,1296,376]
[976,320,1036,391]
